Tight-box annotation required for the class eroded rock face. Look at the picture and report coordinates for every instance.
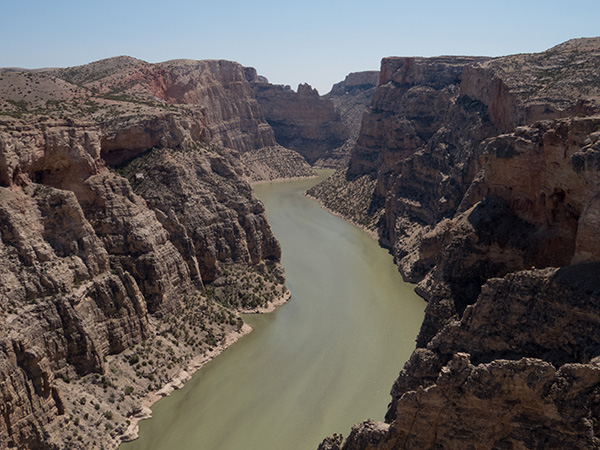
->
[321,266,600,450]
[56,58,275,155]
[99,109,208,166]
[324,41,600,267]
[348,56,490,177]
[0,52,322,448]
[0,115,287,449]
[6,56,314,181]
[0,120,155,448]
[320,71,379,168]
[251,81,349,165]
[405,117,600,345]
[464,117,600,263]
[117,146,282,282]
[316,38,600,450]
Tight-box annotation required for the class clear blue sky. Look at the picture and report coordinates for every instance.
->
[1,0,599,94]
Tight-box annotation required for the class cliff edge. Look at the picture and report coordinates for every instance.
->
[315,37,600,449]
[0,57,296,450]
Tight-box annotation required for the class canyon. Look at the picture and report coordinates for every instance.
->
[0,57,364,450]
[312,37,600,449]
[1,35,600,450]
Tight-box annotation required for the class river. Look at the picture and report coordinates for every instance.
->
[120,171,425,450]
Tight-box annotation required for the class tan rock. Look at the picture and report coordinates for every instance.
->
[315,38,600,450]
[252,80,349,165]
[322,267,600,449]
[0,115,288,448]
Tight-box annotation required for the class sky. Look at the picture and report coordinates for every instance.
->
[1,0,599,94]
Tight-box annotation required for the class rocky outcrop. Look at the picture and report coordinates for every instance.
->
[320,71,379,168]
[116,145,282,282]
[322,265,600,450]
[251,81,349,165]
[0,113,287,448]
[55,58,276,155]
[315,39,600,268]
[464,116,600,265]
[99,109,208,166]
[348,56,490,177]
[316,38,600,450]
[328,72,380,97]
[312,56,489,237]
[335,41,600,263]
[240,145,316,182]
[0,52,335,448]
[7,57,315,181]
[405,116,600,346]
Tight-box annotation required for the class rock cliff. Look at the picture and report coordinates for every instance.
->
[320,71,380,168]
[0,55,295,449]
[322,265,600,450]
[250,80,349,166]
[316,38,600,449]
[1,56,314,181]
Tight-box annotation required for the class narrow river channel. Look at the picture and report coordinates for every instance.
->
[120,171,425,450]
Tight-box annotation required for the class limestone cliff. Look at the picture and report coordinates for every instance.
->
[116,146,282,283]
[316,38,600,449]
[0,59,290,448]
[322,266,600,450]
[2,56,314,181]
[310,56,488,244]
[320,71,380,168]
[251,80,349,166]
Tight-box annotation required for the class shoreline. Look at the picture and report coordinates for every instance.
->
[306,192,379,241]
[115,290,291,448]
[250,173,318,185]
[117,176,328,449]
[243,289,291,314]
[117,324,253,445]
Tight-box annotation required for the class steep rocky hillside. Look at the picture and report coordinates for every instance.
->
[315,37,600,449]
[0,57,304,450]
[320,71,379,168]
[250,78,349,166]
[0,116,289,450]
[0,57,315,181]
[248,70,378,169]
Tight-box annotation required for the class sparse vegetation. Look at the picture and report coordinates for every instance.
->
[307,169,384,232]
[0,55,286,450]
[208,262,287,311]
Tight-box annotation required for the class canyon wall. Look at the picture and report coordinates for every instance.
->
[249,71,379,169]
[250,78,349,166]
[47,57,315,180]
[316,37,600,449]
[0,57,295,449]
[320,71,380,168]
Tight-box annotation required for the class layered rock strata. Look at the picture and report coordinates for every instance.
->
[319,71,380,168]
[316,38,600,449]
[2,56,314,181]
[250,80,349,165]
[116,146,282,282]
[0,91,287,448]
[321,265,600,450]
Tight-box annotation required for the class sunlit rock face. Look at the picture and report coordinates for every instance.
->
[251,80,349,165]
[0,54,296,449]
[316,38,600,450]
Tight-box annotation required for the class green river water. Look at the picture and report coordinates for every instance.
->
[120,171,425,450]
